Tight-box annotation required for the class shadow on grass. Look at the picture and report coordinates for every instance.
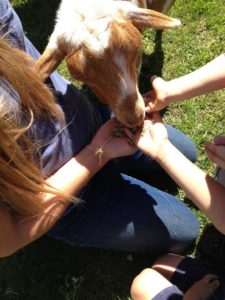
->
[13,0,61,52]
[0,236,157,300]
[139,30,165,94]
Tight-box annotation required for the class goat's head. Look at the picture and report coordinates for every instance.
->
[66,20,145,128]
[35,0,181,128]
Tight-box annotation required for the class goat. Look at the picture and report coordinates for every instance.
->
[35,0,180,128]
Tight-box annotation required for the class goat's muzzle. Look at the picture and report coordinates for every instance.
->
[114,95,145,128]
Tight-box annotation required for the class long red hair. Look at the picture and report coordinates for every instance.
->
[0,37,66,215]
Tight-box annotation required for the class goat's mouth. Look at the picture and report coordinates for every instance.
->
[115,110,145,130]
[117,94,146,128]
[112,124,139,145]
[127,119,144,129]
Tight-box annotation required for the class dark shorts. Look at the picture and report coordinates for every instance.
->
[153,256,225,300]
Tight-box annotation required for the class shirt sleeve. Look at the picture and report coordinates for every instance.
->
[0,0,26,50]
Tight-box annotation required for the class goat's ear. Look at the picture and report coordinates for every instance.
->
[34,47,66,81]
[123,7,181,30]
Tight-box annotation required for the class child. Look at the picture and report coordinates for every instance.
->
[128,54,225,299]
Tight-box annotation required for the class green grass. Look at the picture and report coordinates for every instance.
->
[1,0,225,299]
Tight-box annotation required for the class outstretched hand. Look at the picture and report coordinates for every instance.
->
[143,76,170,112]
[89,117,136,161]
[204,135,225,169]
[124,112,169,159]
[90,113,170,163]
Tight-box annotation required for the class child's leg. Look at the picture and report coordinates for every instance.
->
[152,253,185,280]
[153,254,225,299]
[130,268,182,300]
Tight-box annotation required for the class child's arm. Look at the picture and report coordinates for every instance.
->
[145,54,225,112]
[156,141,225,233]
[0,118,135,257]
[130,114,225,234]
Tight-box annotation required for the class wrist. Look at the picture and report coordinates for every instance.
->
[154,141,174,163]
[86,143,111,166]
[165,79,183,104]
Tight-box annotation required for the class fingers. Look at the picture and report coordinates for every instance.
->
[204,142,225,158]
[142,76,158,103]
[151,75,165,90]
[151,75,158,83]
[143,90,154,99]
[205,150,225,168]
[123,127,135,141]
[143,91,155,112]
[201,274,220,292]
[149,112,163,124]
[111,113,164,148]
[204,142,225,169]
[214,135,225,145]
[123,120,149,144]
[143,75,169,113]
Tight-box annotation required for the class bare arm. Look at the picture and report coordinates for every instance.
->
[145,54,225,111]
[0,147,105,256]
[166,53,225,102]
[0,118,135,257]
[157,142,225,233]
[131,114,225,234]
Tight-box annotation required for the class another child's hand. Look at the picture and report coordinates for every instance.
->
[89,117,136,162]
[143,76,170,112]
[204,135,225,169]
[125,112,169,159]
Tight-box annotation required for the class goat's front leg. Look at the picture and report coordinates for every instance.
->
[35,47,65,81]
[145,0,175,13]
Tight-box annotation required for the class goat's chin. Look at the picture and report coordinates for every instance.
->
[115,113,145,129]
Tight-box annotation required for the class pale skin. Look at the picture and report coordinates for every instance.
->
[128,114,224,299]
[141,53,225,229]
[125,112,225,233]
[130,54,225,299]
[0,117,136,257]
[144,53,225,171]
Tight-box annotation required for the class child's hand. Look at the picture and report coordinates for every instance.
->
[125,112,169,159]
[89,117,136,162]
[204,135,225,169]
[143,76,170,112]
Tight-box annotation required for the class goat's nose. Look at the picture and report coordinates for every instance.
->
[125,111,145,128]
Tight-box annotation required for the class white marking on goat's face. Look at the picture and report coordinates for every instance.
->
[66,21,145,128]
[114,54,136,99]
[51,0,126,53]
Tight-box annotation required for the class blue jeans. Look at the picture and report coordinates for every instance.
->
[1,0,199,253]
[49,159,198,253]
